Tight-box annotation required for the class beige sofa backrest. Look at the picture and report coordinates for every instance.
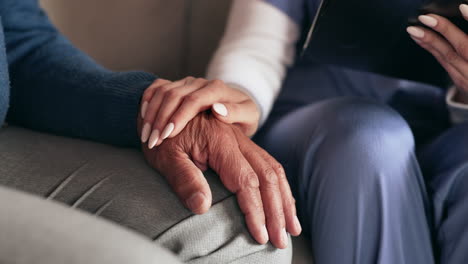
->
[40,0,232,80]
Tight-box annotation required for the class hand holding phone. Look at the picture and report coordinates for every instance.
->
[408,4,468,103]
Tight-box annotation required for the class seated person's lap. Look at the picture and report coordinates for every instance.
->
[254,63,468,263]
[0,185,182,264]
[0,126,291,264]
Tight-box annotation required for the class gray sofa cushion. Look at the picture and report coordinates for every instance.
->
[0,126,292,263]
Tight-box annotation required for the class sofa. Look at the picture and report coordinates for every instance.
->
[1,0,313,263]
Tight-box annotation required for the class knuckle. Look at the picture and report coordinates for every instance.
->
[142,90,153,101]
[185,94,201,104]
[207,84,222,94]
[184,76,195,84]
[158,84,172,93]
[437,21,448,34]
[242,172,260,189]
[463,37,468,58]
[277,171,287,183]
[211,79,225,87]
[284,193,296,207]
[445,50,459,63]
[165,89,180,99]
[289,196,296,206]
[273,163,286,177]
[195,77,206,83]
[457,41,468,57]
[154,79,168,86]
[425,33,434,43]
[262,168,279,186]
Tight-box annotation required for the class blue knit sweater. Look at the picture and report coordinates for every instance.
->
[0,0,157,147]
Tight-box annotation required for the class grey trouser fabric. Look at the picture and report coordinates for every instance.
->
[0,185,182,264]
[254,62,468,263]
[0,127,292,264]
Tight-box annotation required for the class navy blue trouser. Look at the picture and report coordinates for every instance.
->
[254,63,468,264]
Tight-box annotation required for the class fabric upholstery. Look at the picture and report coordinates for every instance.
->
[40,0,231,80]
[0,126,292,263]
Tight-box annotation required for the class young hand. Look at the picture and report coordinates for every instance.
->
[407,4,468,103]
[139,77,260,149]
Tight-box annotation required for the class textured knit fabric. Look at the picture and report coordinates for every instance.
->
[446,87,468,123]
[0,126,293,264]
[0,0,157,147]
[0,186,183,264]
[207,0,300,125]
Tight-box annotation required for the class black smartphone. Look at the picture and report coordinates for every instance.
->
[410,0,468,30]
[301,0,468,87]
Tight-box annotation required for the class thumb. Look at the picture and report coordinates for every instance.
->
[160,153,212,214]
[211,102,260,136]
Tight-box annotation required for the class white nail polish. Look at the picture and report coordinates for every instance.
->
[260,225,269,244]
[161,123,175,140]
[148,129,160,149]
[419,15,438,27]
[407,26,425,38]
[141,123,151,143]
[410,36,422,44]
[461,4,468,18]
[212,103,228,117]
[141,101,148,119]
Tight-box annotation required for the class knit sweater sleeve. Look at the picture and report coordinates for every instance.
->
[1,0,156,147]
[206,0,301,126]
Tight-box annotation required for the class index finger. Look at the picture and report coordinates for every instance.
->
[419,14,468,58]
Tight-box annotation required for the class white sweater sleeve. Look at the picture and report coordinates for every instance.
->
[206,0,301,126]
[446,86,468,124]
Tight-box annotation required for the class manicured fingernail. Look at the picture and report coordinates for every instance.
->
[141,101,148,119]
[212,103,228,117]
[419,15,438,27]
[410,36,422,44]
[260,225,269,244]
[141,123,151,143]
[187,192,206,213]
[407,26,425,38]
[280,228,288,247]
[161,123,175,140]
[460,4,468,18]
[148,129,160,149]
[294,216,302,234]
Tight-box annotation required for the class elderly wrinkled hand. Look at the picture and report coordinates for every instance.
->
[139,78,260,149]
[138,112,301,249]
[407,4,468,103]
